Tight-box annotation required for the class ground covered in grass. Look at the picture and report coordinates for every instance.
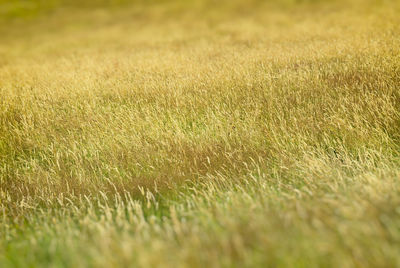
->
[1,0,400,267]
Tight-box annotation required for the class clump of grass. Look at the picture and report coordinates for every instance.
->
[1,0,400,267]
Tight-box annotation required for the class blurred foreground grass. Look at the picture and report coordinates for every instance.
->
[1,0,400,267]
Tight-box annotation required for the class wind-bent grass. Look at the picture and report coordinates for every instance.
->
[1,0,400,267]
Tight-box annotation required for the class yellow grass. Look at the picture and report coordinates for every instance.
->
[1,0,400,267]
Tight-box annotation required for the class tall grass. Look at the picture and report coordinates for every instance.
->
[1,0,400,267]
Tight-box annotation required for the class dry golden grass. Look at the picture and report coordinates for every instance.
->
[1,0,400,267]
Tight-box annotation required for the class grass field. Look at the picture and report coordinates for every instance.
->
[1,0,400,267]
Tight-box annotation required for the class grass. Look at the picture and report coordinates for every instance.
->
[1,0,400,267]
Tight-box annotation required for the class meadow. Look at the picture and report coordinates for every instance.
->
[1,0,400,267]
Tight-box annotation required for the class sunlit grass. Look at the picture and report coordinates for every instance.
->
[1,0,400,267]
